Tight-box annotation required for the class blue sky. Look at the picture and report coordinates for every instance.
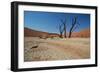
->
[24,11,90,33]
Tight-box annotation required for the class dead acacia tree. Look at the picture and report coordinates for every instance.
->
[68,16,80,38]
[60,19,67,38]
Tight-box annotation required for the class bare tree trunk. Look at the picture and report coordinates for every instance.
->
[68,30,72,38]
[60,32,63,38]
[64,24,66,38]
[68,25,73,38]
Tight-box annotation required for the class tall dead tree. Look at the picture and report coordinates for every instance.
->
[60,19,67,38]
[68,16,80,38]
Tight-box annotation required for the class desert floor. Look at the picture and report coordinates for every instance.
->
[24,37,90,62]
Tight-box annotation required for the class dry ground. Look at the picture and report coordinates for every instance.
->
[24,37,90,61]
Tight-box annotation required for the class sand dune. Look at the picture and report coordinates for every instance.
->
[71,28,90,38]
[24,27,90,38]
[24,27,59,38]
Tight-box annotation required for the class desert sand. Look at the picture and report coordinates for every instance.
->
[24,37,90,62]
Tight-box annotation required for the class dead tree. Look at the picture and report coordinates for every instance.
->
[68,16,80,38]
[60,19,67,38]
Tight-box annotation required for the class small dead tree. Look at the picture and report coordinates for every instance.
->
[68,16,80,38]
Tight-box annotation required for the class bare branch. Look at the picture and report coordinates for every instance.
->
[68,16,80,38]
[72,23,80,32]
[72,21,80,32]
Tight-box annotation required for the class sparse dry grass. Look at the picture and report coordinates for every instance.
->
[24,37,90,62]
